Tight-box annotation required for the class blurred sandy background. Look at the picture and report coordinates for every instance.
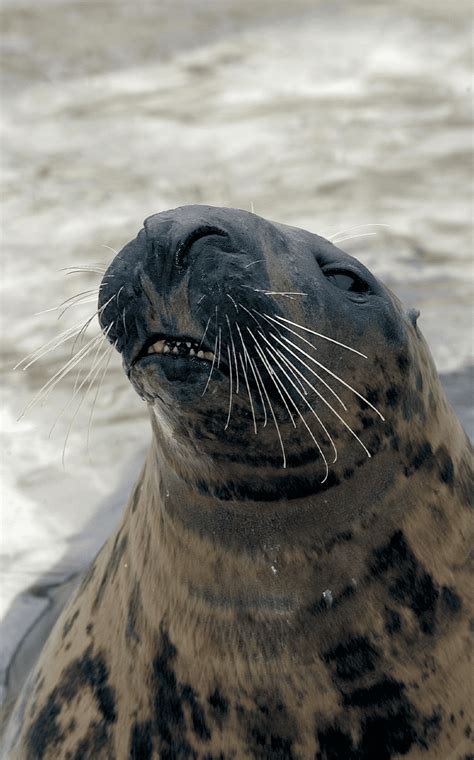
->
[1,0,472,705]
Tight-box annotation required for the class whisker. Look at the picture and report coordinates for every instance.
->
[246,356,268,428]
[199,315,212,348]
[236,301,263,328]
[224,345,233,431]
[247,329,296,428]
[263,346,330,481]
[50,325,112,436]
[274,345,372,458]
[225,316,239,394]
[86,340,116,455]
[244,259,266,269]
[330,232,377,244]
[273,332,384,420]
[217,327,222,369]
[19,333,105,418]
[249,353,286,468]
[226,293,240,313]
[61,265,107,275]
[240,286,307,298]
[327,223,391,242]
[14,321,87,371]
[267,314,367,358]
[235,323,268,432]
[61,338,114,467]
[255,319,346,410]
[238,349,257,435]
[102,244,118,256]
[70,293,116,355]
[34,289,99,317]
[201,334,219,397]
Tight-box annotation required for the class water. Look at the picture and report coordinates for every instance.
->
[1,0,472,709]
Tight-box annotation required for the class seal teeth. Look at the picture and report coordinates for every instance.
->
[148,339,166,354]
[145,337,215,362]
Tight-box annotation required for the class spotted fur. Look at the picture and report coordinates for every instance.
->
[4,206,473,759]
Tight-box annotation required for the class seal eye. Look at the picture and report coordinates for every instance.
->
[323,269,370,298]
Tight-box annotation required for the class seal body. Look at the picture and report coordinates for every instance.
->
[5,206,473,759]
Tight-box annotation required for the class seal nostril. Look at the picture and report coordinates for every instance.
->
[175,226,227,271]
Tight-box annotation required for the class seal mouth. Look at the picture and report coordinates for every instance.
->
[133,333,216,366]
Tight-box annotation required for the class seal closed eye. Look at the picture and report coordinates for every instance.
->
[5,205,473,760]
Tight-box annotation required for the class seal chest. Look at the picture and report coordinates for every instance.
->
[5,205,473,759]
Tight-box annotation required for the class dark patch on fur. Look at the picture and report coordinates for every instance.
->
[93,530,128,610]
[68,720,108,759]
[322,636,378,682]
[199,470,341,502]
[151,626,211,757]
[126,581,143,646]
[437,447,455,485]
[62,610,79,639]
[181,685,211,740]
[384,607,402,635]
[397,353,410,372]
[317,681,441,759]
[130,481,142,513]
[370,530,439,634]
[27,693,63,759]
[385,386,400,408]
[440,586,462,615]
[238,697,296,760]
[60,648,117,723]
[403,441,434,477]
[208,688,229,718]
[27,647,116,759]
[129,720,153,759]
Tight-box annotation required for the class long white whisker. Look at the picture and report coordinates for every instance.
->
[61,339,113,467]
[241,343,268,428]
[14,321,87,370]
[247,329,296,428]
[274,345,372,458]
[201,334,218,397]
[267,314,367,358]
[226,293,239,313]
[50,326,112,435]
[35,289,99,316]
[273,332,384,421]
[217,327,222,369]
[327,223,391,242]
[256,323,347,411]
[199,315,212,348]
[238,351,257,435]
[249,355,286,469]
[224,346,233,430]
[330,232,377,244]
[225,315,239,395]
[263,346,330,481]
[19,334,105,418]
[86,340,116,455]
